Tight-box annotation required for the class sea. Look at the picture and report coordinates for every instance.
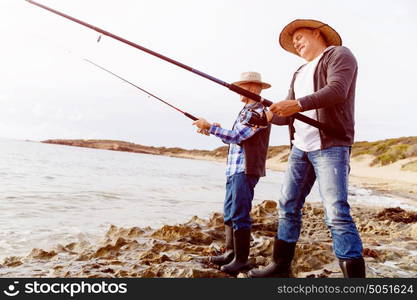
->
[0,138,415,260]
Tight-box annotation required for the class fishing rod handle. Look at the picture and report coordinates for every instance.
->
[229,82,342,136]
[228,84,273,107]
[184,112,198,121]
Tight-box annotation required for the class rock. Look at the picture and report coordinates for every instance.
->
[363,248,379,258]
[377,207,417,223]
[2,256,23,267]
[28,249,57,260]
[409,224,417,239]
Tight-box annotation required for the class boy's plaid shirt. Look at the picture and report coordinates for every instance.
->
[209,102,266,177]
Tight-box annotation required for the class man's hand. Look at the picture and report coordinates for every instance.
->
[192,118,211,136]
[269,100,302,117]
[265,111,273,122]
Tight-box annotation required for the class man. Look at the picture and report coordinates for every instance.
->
[193,72,271,276]
[248,19,365,278]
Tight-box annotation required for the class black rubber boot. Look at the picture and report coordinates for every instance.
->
[210,224,234,266]
[248,238,296,278]
[339,257,366,278]
[220,229,251,276]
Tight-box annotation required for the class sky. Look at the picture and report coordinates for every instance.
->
[0,0,416,150]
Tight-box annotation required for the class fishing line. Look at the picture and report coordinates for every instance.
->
[83,59,198,121]
[24,31,198,120]
[25,0,344,137]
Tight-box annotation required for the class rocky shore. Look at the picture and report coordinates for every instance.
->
[15,138,415,278]
[1,201,416,278]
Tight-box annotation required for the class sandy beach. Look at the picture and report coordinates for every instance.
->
[171,148,417,201]
[266,152,417,201]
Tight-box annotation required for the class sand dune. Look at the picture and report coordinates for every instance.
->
[266,153,417,201]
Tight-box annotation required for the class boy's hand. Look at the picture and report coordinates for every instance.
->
[192,118,211,136]
[193,118,211,130]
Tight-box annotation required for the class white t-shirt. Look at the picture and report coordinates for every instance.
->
[292,52,324,152]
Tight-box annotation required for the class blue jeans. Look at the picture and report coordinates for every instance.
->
[224,172,260,231]
[277,146,363,259]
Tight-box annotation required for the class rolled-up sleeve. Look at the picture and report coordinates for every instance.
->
[270,114,290,126]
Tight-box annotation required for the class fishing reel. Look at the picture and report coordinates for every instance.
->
[241,108,269,128]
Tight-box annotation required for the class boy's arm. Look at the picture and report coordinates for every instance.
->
[209,124,256,144]
[193,118,258,144]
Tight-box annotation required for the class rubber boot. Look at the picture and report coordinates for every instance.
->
[248,238,296,278]
[220,228,251,276]
[339,257,366,278]
[209,224,234,266]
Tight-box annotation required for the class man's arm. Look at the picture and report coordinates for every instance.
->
[297,46,357,111]
[268,47,357,117]
[268,86,292,124]
[268,111,290,125]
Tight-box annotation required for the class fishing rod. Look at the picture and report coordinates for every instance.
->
[25,0,342,137]
[83,59,198,121]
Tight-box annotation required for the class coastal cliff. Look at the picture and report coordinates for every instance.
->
[42,139,229,160]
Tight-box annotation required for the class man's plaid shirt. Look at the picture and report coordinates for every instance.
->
[209,102,266,177]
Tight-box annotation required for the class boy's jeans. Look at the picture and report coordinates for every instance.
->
[224,172,259,231]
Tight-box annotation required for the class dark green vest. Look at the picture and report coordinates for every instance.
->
[241,124,271,177]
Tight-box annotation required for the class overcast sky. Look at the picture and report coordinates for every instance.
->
[0,0,416,149]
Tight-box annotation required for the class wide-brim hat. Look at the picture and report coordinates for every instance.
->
[232,72,271,89]
[279,19,342,56]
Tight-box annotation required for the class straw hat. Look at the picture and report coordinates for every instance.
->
[279,19,342,56]
[232,72,271,89]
